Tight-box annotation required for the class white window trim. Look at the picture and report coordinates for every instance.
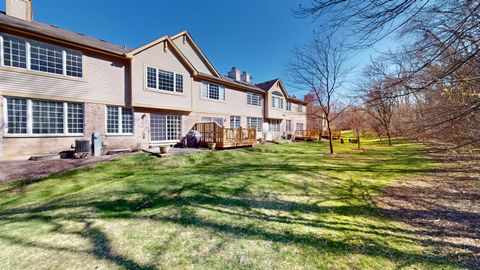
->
[246,92,263,107]
[0,33,83,78]
[2,97,85,137]
[230,115,241,128]
[0,35,4,66]
[105,106,134,136]
[201,82,226,102]
[269,119,281,133]
[149,114,182,143]
[145,66,184,93]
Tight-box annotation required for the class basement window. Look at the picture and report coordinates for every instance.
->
[3,97,84,136]
[106,106,133,135]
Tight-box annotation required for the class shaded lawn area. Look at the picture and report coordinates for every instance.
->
[0,138,472,269]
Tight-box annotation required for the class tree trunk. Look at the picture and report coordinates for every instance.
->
[386,128,392,146]
[327,121,334,154]
[357,134,361,150]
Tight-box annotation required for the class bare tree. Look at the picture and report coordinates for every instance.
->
[344,107,370,149]
[294,0,480,149]
[287,32,349,154]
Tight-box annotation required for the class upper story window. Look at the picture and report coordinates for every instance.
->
[145,67,183,93]
[106,106,133,135]
[201,82,225,101]
[0,33,83,78]
[4,97,84,136]
[272,91,284,109]
[286,101,292,111]
[297,105,304,112]
[247,92,262,107]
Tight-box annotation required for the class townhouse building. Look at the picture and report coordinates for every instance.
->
[0,0,307,160]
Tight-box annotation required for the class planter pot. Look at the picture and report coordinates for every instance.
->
[207,143,216,150]
[159,145,170,154]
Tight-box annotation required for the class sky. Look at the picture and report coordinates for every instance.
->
[0,0,392,98]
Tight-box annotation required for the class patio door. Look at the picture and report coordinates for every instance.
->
[150,114,182,142]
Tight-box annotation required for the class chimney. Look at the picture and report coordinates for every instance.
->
[227,67,241,81]
[6,0,33,21]
[241,71,251,83]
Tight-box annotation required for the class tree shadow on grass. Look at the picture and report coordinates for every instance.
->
[0,149,478,269]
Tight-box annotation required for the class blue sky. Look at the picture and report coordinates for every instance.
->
[1,0,391,98]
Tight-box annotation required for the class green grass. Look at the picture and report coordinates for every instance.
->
[0,137,465,269]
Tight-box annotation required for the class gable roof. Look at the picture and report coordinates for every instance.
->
[170,31,220,77]
[0,12,131,56]
[256,79,279,91]
[256,79,307,105]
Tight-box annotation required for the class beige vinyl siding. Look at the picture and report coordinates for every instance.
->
[131,41,192,111]
[265,84,286,119]
[191,80,264,119]
[172,38,214,76]
[0,51,129,105]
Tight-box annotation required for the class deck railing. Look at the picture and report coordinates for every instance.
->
[192,122,257,149]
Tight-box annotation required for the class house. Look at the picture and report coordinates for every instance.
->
[0,0,307,160]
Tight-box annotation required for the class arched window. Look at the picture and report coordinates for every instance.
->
[272,91,284,109]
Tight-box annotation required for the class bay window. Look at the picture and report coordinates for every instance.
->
[4,97,84,136]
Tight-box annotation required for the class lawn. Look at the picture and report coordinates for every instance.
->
[0,137,468,269]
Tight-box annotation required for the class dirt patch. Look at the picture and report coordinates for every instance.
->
[376,150,480,268]
[0,153,134,184]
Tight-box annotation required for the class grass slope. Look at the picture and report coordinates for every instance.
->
[0,138,464,270]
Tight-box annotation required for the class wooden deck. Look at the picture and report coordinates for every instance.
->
[294,130,342,141]
[192,122,257,149]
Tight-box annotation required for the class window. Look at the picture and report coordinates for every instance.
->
[286,120,292,132]
[150,114,182,141]
[175,74,183,93]
[67,103,84,134]
[3,35,27,68]
[32,100,64,134]
[272,91,284,109]
[287,101,292,111]
[201,82,225,101]
[230,116,241,128]
[106,106,133,134]
[247,92,262,106]
[296,123,304,131]
[30,41,63,75]
[297,105,304,112]
[1,33,83,77]
[146,67,157,89]
[247,117,263,132]
[269,119,281,132]
[201,117,224,126]
[145,67,183,93]
[6,97,27,134]
[66,50,83,77]
[4,97,84,135]
[158,70,174,91]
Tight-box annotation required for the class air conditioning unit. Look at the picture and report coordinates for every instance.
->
[75,139,90,158]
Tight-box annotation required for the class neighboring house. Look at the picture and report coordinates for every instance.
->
[0,0,307,160]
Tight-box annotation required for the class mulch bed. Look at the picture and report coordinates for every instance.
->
[376,150,480,268]
[0,152,134,184]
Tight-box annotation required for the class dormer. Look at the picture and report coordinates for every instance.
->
[6,0,33,21]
